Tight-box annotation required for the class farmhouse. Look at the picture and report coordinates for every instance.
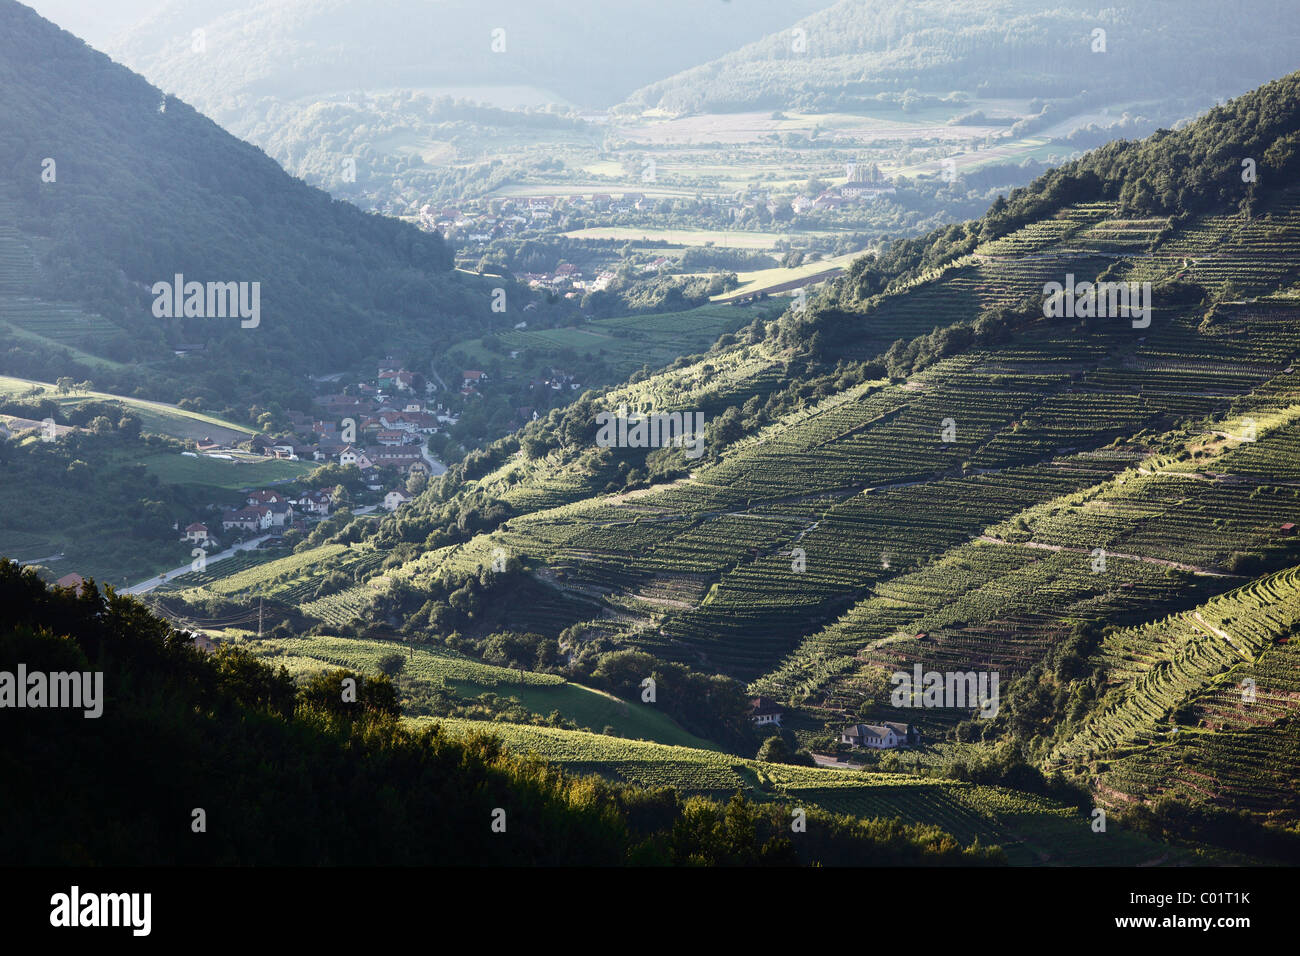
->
[265,501,295,527]
[338,445,373,469]
[841,721,918,750]
[370,449,429,474]
[747,696,783,727]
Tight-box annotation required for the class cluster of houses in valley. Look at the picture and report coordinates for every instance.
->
[518,263,618,297]
[173,357,450,550]
[745,696,920,751]
[419,193,669,244]
[175,487,332,551]
[792,181,898,214]
[181,479,418,551]
[216,356,454,479]
[416,167,899,267]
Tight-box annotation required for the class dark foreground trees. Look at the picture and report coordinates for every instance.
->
[0,561,1002,866]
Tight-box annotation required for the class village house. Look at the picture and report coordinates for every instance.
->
[338,445,373,469]
[383,489,412,511]
[813,191,846,210]
[369,449,429,475]
[292,489,333,516]
[222,506,273,533]
[314,438,346,461]
[265,500,295,527]
[404,411,440,434]
[747,696,784,728]
[184,522,212,545]
[317,394,363,413]
[841,721,918,750]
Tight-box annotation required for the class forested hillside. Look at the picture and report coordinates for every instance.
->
[174,71,1300,860]
[0,0,515,416]
[628,0,1300,115]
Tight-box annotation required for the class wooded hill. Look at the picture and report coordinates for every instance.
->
[0,0,520,415]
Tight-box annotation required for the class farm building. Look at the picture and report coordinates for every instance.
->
[841,721,918,750]
[747,696,783,727]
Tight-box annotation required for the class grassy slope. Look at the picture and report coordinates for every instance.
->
[0,374,255,443]
[250,633,716,749]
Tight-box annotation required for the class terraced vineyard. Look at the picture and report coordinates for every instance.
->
[0,204,128,366]
[249,184,1300,758]
[168,84,1300,856]
[1053,565,1300,817]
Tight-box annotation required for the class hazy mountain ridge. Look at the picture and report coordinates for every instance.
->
[627,0,1300,114]
[107,0,831,118]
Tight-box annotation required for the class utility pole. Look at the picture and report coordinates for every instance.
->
[258,597,263,639]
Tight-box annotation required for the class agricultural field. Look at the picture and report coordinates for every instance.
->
[711,249,865,302]
[137,451,315,491]
[458,301,776,381]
